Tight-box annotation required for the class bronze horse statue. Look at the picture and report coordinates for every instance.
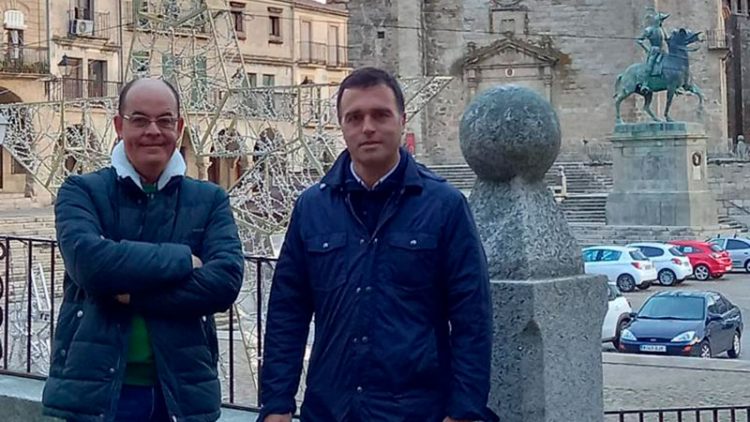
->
[614,28,704,123]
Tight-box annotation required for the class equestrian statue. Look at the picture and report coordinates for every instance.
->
[613,8,705,123]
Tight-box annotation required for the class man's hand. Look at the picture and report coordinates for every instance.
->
[115,294,130,304]
[192,254,203,269]
[263,414,292,422]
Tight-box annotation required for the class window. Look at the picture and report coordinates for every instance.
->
[262,74,275,87]
[88,60,107,97]
[668,247,685,257]
[190,56,208,108]
[268,7,282,41]
[6,29,23,63]
[230,2,245,36]
[727,239,750,250]
[629,250,648,261]
[246,73,257,87]
[161,53,180,87]
[709,244,724,253]
[63,57,83,99]
[328,25,340,65]
[600,250,621,262]
[582,249,598,263]
[74,0,92,20]
[638,246,663,258]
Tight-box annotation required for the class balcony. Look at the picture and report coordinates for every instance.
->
[706,29,729,50]
[0,46,49,74]
[47,78,122,101]
[298,41,328,65]
[68,10,113,40]
[327,45,350,68]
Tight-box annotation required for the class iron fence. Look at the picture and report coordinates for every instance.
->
[0,235,276,411]
[605,405,750,421]
[1,235,749,417]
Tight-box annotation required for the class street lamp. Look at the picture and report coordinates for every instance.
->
[57,54,72,77]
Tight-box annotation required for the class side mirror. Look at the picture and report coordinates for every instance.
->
[628,312,638,320]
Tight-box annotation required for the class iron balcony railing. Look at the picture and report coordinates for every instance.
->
[0,46,49,74]
[47,78,122,101]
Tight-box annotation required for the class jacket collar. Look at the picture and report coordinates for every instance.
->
[321,147,423,192]
[111,140,186,191]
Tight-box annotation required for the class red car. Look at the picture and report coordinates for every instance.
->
[669,240,732,281]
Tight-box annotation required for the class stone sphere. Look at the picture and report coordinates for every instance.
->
[459,85,561,182]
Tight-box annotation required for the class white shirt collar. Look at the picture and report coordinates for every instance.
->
[349,151,401,191]
[111,140,186,191]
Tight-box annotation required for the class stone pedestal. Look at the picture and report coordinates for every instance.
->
[459,85,607,422]
[606,122,718,227]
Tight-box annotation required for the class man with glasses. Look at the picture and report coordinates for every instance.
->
[42,78,244,422]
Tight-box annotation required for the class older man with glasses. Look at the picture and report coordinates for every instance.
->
[42,78,244,422]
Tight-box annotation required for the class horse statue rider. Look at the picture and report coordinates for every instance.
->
[637,8,670,93]
[613,7,705,123]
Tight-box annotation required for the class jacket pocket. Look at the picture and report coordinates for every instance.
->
[304,232,347,291]
[385,232,439,290]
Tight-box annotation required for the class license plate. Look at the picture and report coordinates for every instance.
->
[640,345,666,352]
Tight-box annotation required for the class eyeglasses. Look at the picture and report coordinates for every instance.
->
[121,114,179,129]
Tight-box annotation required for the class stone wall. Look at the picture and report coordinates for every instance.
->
[708,159,750,225]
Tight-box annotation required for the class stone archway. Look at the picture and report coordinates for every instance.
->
[0,87,25,192]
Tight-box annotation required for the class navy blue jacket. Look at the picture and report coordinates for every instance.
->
[259,149,497,421]
[42,167,244,422]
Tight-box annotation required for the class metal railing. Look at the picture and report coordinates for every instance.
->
[298,41,328,65]
[327,45,349,68]
[605,405,750,421]
[2,234,750,416]
[67,10,113,40]
[706,29,729,50]
[0,46,49,74]
[47,78,122,101]
[0,235,276,411]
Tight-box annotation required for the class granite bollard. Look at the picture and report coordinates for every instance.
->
[460,85,608,422]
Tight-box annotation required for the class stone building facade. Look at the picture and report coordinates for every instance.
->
[341,0,734,164]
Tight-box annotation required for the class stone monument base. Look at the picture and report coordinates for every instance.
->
[606,122,717,227]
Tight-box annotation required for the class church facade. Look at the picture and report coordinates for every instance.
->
[339,0,734,164]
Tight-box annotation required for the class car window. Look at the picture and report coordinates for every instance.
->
[668,247,684,256]
[600,250,622,262]
[641,246,663,257]
[582,249,598,262]
[629,250,648,261]
[681,246,695,254]
[709,244,724,253]
[727,239,750,250]
[638,296,705,320]
[709,239,725,248]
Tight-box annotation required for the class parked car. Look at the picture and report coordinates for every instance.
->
[603,282,632,348]
[627,242,693,286]
[669,240,732,281]
[582,246,657,292]
[709,236,750,273]
[619,290,743,358]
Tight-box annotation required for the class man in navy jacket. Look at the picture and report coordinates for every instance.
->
[259,67,497,422]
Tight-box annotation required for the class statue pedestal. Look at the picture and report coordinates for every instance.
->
[606,122,717,227]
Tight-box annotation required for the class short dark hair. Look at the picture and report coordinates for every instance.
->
[118,78,181,116]
[336,67,405,120]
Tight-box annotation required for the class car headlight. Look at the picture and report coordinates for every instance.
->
[620,329,637,341]
[671,331,697,343]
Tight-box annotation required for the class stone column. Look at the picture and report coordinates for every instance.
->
[459,85,608,422]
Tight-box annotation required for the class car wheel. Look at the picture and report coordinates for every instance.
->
[658,269,677,286]
[616,274,636,293]
[728,331,742,359]
[745,260,750,273]
[699,340,712,358]
[694,264,710,281]
[612,318,629,350]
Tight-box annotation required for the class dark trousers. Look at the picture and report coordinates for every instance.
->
[113,384,170,422]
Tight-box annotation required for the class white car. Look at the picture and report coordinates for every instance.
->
[627,242,693,286]
[602,282,632,347]
[582,246,657,292]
